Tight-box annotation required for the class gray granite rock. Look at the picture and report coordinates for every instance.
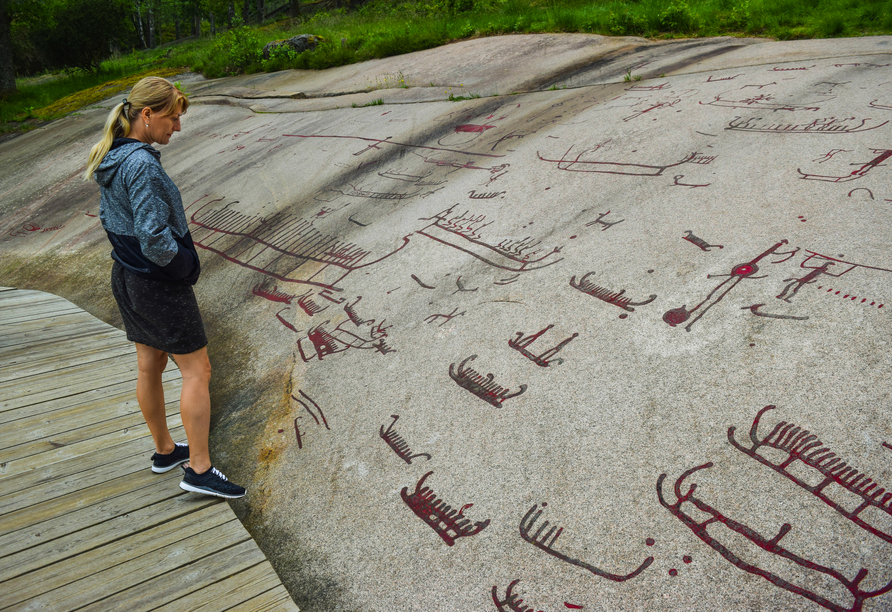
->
[2,35,891,612]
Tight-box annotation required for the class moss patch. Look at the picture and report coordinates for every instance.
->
[30,67,189,122]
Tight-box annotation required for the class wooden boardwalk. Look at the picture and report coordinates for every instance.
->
[0,287,299,611]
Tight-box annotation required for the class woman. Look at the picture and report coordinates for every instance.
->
[85,76,245,499]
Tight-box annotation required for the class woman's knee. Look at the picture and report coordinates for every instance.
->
[175,348,212,382]
[135,343,168,374]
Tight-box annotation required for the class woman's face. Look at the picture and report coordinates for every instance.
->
[147,110,182,146]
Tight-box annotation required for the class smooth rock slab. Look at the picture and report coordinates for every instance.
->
[1,34,891,612]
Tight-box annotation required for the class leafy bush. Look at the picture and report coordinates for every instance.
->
[214,20,262,74]
[659,0,698,33]
[609,10,648,35]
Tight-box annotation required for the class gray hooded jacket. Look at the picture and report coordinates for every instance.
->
[95,138,199,284]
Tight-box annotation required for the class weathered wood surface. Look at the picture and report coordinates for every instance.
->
[0,288,298,611]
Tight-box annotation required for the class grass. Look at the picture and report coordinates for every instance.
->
[4,0,892,133]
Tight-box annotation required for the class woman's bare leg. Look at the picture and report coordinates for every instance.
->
[135,343,174,454]
[171,346,212,474]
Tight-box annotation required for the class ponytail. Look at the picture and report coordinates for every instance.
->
[84,76,189,181]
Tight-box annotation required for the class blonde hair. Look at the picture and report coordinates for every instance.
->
[84,76,189,181]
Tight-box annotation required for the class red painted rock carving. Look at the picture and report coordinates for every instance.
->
[726,116,888,134]
[379,415,431,464]
[449,355,527,408]
[509,325,578,367]
[797,149,892,183]
[657,461,892,612]
[418,205,563,272]
[663,240,798,332]
[570,272,657,313]
[729,405,892,545]
[401,471,490,546]
[519,503,653,582]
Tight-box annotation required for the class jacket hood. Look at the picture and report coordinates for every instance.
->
[94,139,160,188]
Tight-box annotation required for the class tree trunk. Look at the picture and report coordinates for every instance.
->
[228,1,234,27]
[289,0,301,17]
[256,0,264,22]
[193,12,201,37]
[133,2,147,49]
[175,17,181,40]
[243,0,250,23]
[147,9,156,47]
[0,0,16,97]
[210,12,215,35]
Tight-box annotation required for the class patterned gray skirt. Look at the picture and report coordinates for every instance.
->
[111,262,208,354]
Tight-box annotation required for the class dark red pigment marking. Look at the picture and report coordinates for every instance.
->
[699,91,824,112]
[798,216,807,222]
[509,325,578,367]
[449,355,527,408]
[672,175,711,188]
[424,307,466,327]
[646,538,655,546]
[380,415,431,464]
[847,188,875,200]
[669,569,678,577]
[741,304,809,321]
[401,471,490,546]
[778,250,863,303]
[297,290,329,316]
[519,503,653,581]
[683,555,692,564]
[453,276,479,293]
[275,308,300,332]
[283,133,506,159]
[727,116,888,134]
[188,197,409,291]
[683,230,723,251]
[570,272,656,313]
[491,579,547,612]
[564,604,584,610]
[816,287,884,309]
[417,205,563,272]
[663,240,797,332]
[584,211,624,231]
[292,390,329,449]
[455,124,496,133]
[297,316,393,362]
[469,189,506,199]
[658,462,892,612]
[538,147,705,177]
[729,405,892,545]
[251,283,295,304]
[883,442,892,451]
[798,150,892,183]
[706,74,743,82]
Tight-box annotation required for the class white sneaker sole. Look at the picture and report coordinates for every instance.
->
[179,480,247,499]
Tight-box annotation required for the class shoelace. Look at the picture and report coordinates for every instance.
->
[211,467,229,481]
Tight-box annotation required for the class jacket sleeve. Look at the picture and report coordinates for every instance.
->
[122,151,180,267]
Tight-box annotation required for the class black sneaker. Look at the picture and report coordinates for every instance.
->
[151,443,190,473]
[180,466,247,499]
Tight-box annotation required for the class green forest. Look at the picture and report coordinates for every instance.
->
[2,0,892,131]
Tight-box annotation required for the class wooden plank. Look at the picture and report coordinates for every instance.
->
[76,539,268,612]
[0,310,96,334]
[0,502,235,609]
[154,562,296,612]
[0,380,181,453]
[0,334,132,379]
[0,305,85,326]
[0,291,65,309]
[0,470,191,567]
[0,331,130,372]
[0,399,180,466]
[0,366,182,423]
[4,510,244,610]
[0,490,224,583]
[0,407,184,491]
[0,425,186,522]
[0,353,175,412]
[227,585,302,612]
[0,315,110,348]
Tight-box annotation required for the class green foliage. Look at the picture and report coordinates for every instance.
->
[213,19,262,74]
[41,0,134,71]
[659,0,698,33]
